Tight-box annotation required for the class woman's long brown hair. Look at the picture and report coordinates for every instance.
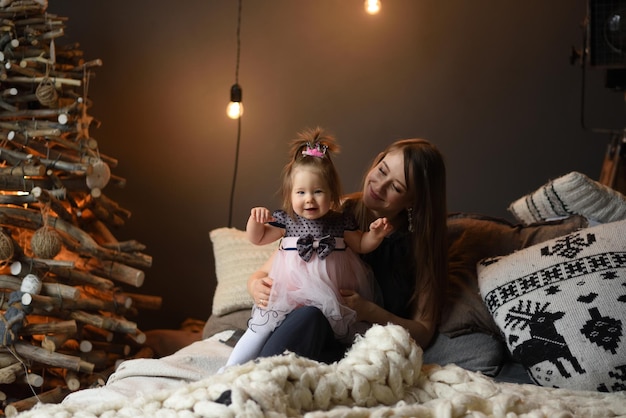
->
[348,139,448,323]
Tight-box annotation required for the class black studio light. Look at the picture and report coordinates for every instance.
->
[589,0,626,68]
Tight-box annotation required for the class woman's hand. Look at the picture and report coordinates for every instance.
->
[342,288,436,348]
[248,272,273,307]
[247,250,276,307]
[340,289,376,322]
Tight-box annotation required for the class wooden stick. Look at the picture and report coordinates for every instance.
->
[70,310,137,334]
[0,146,90,174]
[47,265,114,290]
[126,329,146,346]
[80,287,132,310]
[20,319,77,336]
[64,370,80,391]
[0,361,23,384]
[0,164,44,176]
[26,293,131,315]
[0,102,78,120]
[44,367,81,392]
[89,341,130,356]
[11,259,75,277]
[77,349,112,370]
[47,215,152,270]
[41,333,71,352]
[60,338,91,353]
[83,218,119,247]
[82,204,125,228]
[67,295,131,314]
[4,386,71,417]
[0,191,42,205]
[0,274,21,290]
[82,258,146,288]
[4,75,80,87]
[80,324,113,343]
[41,282,79,301]
[0,351,19,368]
[94,193,132,221]
[31,186,74,223]
[11,341,94,373]
[125,293,162,310]
[0,175,53,196]
[19,371,43,387]
[101,239,146,252]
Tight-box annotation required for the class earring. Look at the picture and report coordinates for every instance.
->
[407,207,414,232]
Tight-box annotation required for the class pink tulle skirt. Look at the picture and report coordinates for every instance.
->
[247,237,376,339]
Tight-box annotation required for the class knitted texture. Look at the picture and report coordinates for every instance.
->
[478,219,626,391]
[508,171,626,225]
[209,228,278,316]
[16,324,626,417]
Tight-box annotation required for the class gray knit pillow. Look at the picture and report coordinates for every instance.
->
[508,171,626,225]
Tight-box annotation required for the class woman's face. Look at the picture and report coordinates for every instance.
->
[362,150,413,219]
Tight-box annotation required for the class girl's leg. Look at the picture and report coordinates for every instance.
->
[225,326,271,367]
[258,306,348,363]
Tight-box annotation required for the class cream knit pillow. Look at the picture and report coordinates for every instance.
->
[209,228,279,316]
[508,171,626,225]
[478,219,626,391]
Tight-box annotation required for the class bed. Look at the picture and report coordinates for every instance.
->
[15,171,626,417]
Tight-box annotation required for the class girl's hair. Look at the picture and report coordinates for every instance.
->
[280,127,343,217]
[349,138,448,323]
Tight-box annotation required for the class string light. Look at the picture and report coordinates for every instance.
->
[226,0,243,119]
[228,0,243,228]
[226,83,243,119]
[364,0,381,15]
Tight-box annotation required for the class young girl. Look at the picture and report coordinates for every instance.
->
[224,127,392,368]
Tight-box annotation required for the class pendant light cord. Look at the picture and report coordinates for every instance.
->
[228,0,242,228]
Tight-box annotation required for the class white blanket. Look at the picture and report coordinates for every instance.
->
[16,325,626,417]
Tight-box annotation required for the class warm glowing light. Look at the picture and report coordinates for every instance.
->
[227,83,243,119]
[365,0,381,15]
[226,101,243,119]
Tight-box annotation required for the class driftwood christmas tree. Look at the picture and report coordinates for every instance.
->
[0,0,160,414]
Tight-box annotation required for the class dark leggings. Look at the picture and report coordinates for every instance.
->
[258,306,348,363]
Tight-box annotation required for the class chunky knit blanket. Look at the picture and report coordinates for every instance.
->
[16,324,626,417]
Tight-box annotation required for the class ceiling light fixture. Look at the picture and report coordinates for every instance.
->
[365,0,381,15]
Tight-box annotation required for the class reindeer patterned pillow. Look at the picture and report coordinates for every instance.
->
[477,219,626,392]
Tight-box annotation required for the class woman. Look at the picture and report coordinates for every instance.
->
[247,138,450,363]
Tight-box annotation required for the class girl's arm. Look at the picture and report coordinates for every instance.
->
[343,217,393,254]
[246,207,284,245]
[340,289,435,348]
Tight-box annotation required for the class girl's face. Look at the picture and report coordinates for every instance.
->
[291,166,332,220]
[362,150,413,219]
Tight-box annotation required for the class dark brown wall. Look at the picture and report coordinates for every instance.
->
[47,1,623,330]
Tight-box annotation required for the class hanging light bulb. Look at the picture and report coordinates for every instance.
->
[226,83,243,119]
[365,0,381,15]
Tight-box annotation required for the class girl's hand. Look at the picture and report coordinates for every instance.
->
[250,207,275,224]
[251,275,273,307]
[340,289,375,322]
[369,217,393,238]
